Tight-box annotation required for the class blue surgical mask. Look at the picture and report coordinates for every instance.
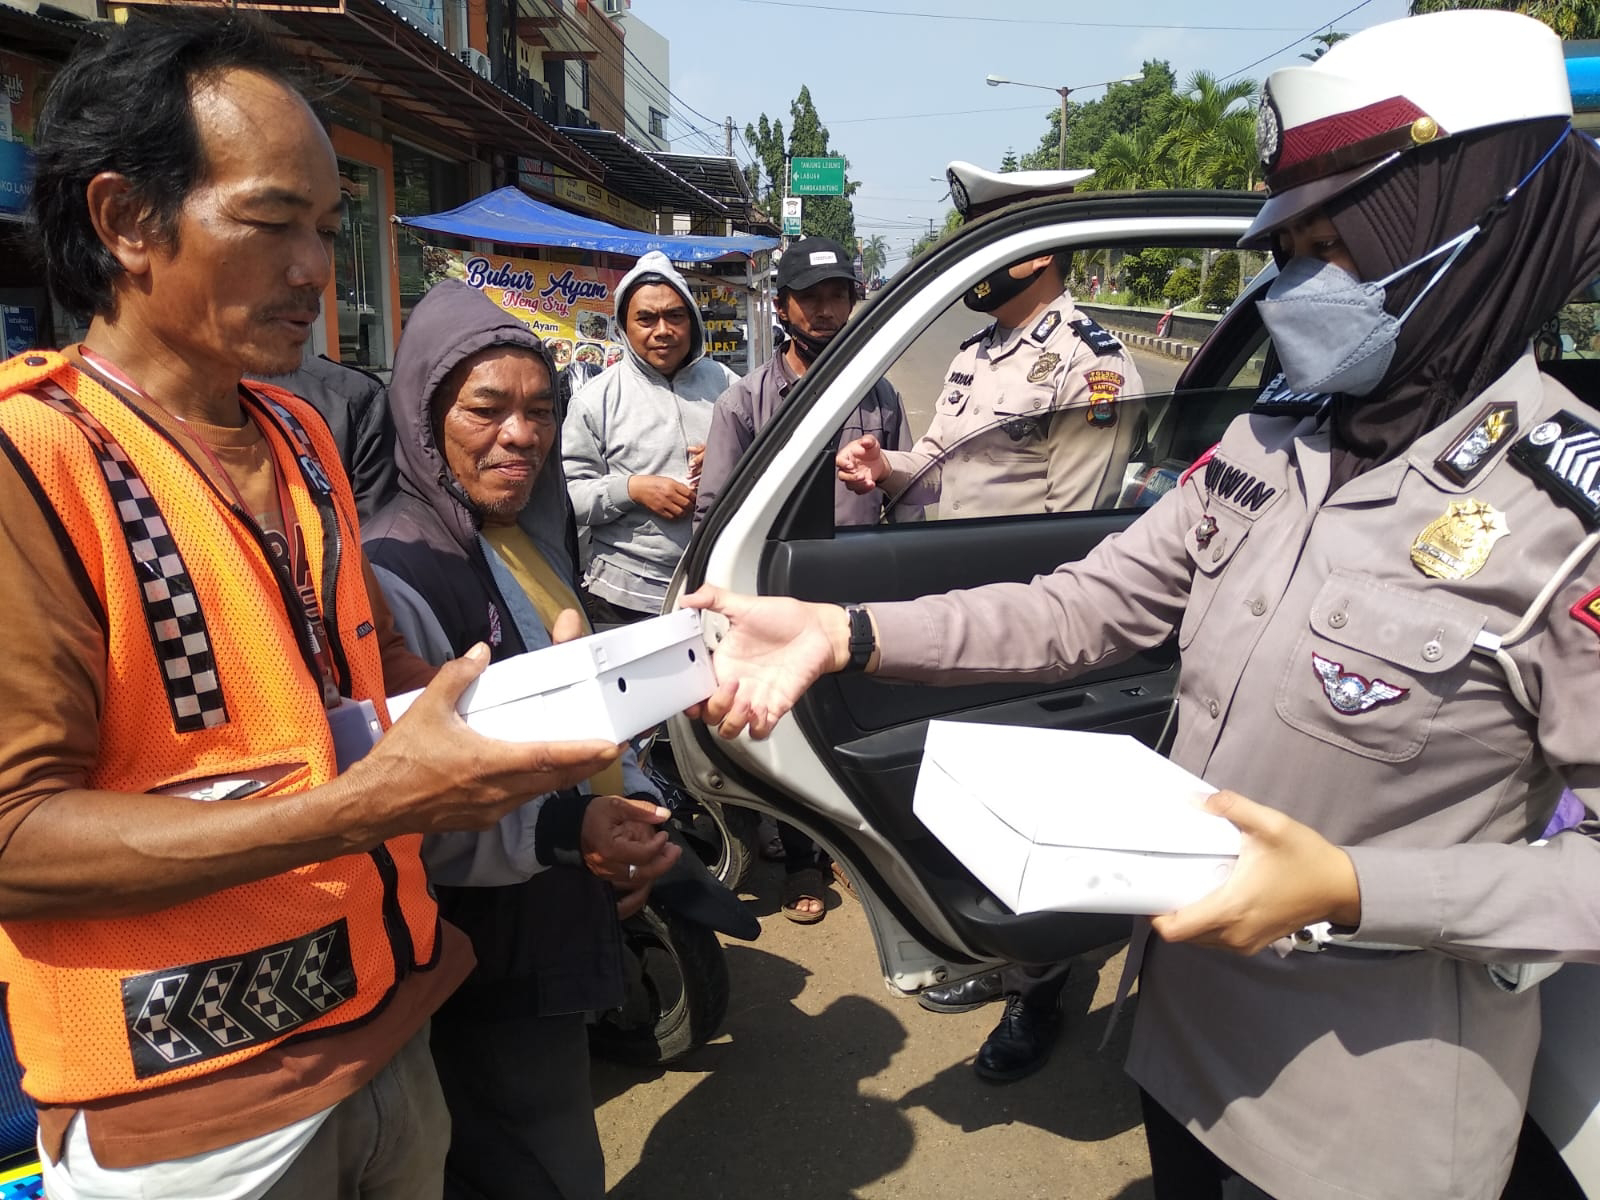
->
[1256,228,1478,397]
[1256,124,1573,397]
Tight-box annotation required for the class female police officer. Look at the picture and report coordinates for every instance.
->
[685,10,1600,1200]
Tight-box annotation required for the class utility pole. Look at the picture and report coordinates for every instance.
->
[725,115,733,157]
[1057,87,1069,171]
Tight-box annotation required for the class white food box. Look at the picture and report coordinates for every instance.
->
[912,721,1241,916]
[387,609,717,744]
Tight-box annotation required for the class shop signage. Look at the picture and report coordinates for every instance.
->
[516,155,657,232]
[422,243,627,372]
[0,51,55,220]
[789,156,845,196]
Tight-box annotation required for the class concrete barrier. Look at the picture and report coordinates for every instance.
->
[1077,302,1220,344]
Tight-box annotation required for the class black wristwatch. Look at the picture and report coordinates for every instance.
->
[842,605,875,673]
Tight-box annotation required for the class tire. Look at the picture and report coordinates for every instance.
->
[678,797,755,891]
[589,904,730,1067]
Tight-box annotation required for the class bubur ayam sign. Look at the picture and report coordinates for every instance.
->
[421,245,626,371]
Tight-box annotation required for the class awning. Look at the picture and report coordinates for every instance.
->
[397,187,778,261]
[556,127,729,218]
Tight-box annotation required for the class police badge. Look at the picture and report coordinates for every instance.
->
[1027,352,1061,384]
[1409,499,1509,581]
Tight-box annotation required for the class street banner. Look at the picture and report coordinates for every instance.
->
[0,50,57,219]
[420,245,627,372]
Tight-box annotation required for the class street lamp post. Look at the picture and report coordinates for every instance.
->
[985,72,1141,169]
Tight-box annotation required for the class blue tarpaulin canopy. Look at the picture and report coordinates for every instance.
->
[1570,54,1600,111]
[397,187,778,262]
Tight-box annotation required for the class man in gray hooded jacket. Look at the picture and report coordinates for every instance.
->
[563,251,739,621]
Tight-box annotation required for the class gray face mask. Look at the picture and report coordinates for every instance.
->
[1255,227,1478,397]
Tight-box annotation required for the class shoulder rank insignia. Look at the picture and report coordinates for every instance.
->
[1030,310,1062,345]
[1251,372,1332,417]
[1410,498,1509,581]
[1573,585,1600,639]
[1068,316,1122,356]
[1312,652,1409,715]
[1508,411,1600,529]
[1436,402,1516,485]
[959,323,996,351]
[1027,352,1061,384]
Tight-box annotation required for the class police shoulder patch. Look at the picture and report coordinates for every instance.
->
[1507,410,1600,529]
[1251,372,1332,417]
[1571,584,1600,639]
[960,323,996,350]
[1068,317,1122,356]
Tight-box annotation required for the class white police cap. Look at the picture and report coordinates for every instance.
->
[946,160,1095,221]
[1242,9,1571,247]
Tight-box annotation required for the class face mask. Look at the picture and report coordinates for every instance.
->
[783,323,832,364]
[1256,227,1478,396]
[1256,124,1572,397]
[963,261,1048,313]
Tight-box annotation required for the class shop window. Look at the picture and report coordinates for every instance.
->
[393,143,470,329]
[333,158,390,370]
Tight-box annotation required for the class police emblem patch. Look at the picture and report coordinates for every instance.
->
[1311,652,1409,715]
[1031,310,1062,344]
[1573,585,1600,640]
[1409,498,1509,581]
[1085,369,1123,428]
[1436,402,1516,485]
[1028,352,1061,384]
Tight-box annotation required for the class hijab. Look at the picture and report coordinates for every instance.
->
[1318,117,1600,487]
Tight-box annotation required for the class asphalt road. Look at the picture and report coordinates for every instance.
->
[593,859,1154,1200]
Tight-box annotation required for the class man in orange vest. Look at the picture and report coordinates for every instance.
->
[0,11,674,1197]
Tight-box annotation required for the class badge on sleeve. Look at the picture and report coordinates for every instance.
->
[1409,498,1509,581]
[1312,653,1409,715]
[1085,369,1124,428]
[1027,352,1061,384]
[1573,585,1600,640]
[1436,402,1516,485]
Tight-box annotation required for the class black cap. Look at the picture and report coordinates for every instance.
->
[775,237,858,293]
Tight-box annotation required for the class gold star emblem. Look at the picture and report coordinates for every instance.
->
[1410,498,1509,580]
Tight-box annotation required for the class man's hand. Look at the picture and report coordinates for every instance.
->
[351,644,622,844]
[1150,790,1362,956]
[613,877,652,920]
[580,794,679,884]
[629,474,695,519]
[680,586,851,739]
[836,434,889,495]
[686,442,706,493]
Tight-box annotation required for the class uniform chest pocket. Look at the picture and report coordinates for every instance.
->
[1177,507,1252,650]
[1275,569,1484,762]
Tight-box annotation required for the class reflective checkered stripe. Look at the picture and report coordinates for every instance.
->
[33,381,227,733]
[121,920,355,1080]
[253,393,336,498]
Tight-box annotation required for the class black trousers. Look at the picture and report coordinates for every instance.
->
[1141,1090,1275,1200]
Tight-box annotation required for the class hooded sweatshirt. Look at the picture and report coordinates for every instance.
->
[363,279,627,1016]
[562,251,738,614]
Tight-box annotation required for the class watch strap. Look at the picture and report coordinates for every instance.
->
[843,605,875,673]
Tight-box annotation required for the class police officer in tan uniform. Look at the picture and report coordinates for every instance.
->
[838,163,1146,520]
[691,12,1600,1199]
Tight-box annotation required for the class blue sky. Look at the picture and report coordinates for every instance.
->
[632,0,1413,267]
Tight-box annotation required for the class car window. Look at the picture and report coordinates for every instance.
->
[864,239,1273,526]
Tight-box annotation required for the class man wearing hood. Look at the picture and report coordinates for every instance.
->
[563,251,739,622]
[363,280,679,1200]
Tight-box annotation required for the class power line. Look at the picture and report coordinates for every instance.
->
[1219,0,1378,82]
[731,0,1308,32]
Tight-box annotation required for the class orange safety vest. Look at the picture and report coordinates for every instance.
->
[0,351,440,1106]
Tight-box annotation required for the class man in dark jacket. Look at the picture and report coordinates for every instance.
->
[364,280,678,1200]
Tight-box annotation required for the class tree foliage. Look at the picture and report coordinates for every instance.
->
[1201,253,1242,311]
[1120,248,1178,305]
[1164,264,1202,305]
[743,85,859,246]
[1408,0,1600,37]
[1301,30,1351,60]
[860,234,889,281]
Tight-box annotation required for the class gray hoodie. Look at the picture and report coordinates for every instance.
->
[562,251,738,614]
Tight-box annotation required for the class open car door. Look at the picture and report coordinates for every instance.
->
[667,190,1270,990]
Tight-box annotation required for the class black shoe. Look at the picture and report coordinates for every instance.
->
[917,970,1004,1014]
[973,993,1061,1084]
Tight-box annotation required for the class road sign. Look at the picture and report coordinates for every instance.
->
[781,196,803,236]
[789,156,846,196]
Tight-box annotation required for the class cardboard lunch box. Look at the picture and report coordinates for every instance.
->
[912,721,1241,916]
[387,609,717,744]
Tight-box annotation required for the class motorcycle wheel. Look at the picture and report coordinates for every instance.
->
[678,797,755,892]
[589,903,730,1067]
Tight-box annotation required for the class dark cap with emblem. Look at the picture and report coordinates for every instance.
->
[1240,9,1571,248]
[775,236,859,293]
[946,160,1095,221]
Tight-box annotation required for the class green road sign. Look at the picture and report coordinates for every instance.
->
[790,156,846,196]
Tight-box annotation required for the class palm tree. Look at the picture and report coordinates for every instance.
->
[860,235,889,282]
[1408,1,1599,39]
[1155,71,1259,190]
[1093,128,1174,190]
[1301,30,1350,60]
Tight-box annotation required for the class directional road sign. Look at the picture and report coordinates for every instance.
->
[789,156,846,196]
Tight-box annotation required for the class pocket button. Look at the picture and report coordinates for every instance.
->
[1328,610,1348,629]
[1421,640,1443,663]
[1207,699,1220,718]
[1249,598,1267,617]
